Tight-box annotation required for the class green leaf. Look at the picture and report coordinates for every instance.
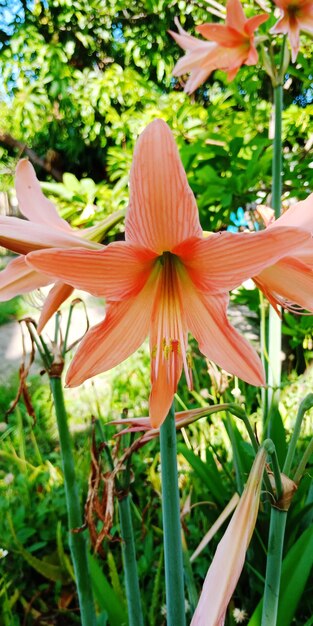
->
[177,443,226,504]
[248,525,313,626]
[15,541,70,583]
[56,521,75,581]
[63,173,81,193]
[88,554,127,626]
[267,406,287,468]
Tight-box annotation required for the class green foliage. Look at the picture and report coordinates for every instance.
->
[0,0,313,623]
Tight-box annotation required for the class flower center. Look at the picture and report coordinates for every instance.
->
[150,250,192,389]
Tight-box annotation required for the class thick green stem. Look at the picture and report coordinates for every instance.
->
[160,404,186,626]
[49,377,97,626]
[261,509,287,626]
[267,85,283,412]
[272,85,283,219]
[118,495,144,626]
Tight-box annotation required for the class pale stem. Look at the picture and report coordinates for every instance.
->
[267,84,283,412]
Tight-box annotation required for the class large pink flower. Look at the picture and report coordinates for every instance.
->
[255,195,313,313]
[26,120,309,426]
[0,160,121,331]
[170,0,268,93]
[271,0,313,62]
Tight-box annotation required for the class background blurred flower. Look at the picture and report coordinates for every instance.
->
[227,207,249,232]
[170,0,268,93]
[271,0,313,62]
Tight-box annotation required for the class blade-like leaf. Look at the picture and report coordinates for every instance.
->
[88,554,127,626]
[248,525,313,626]
[177,443,226,504]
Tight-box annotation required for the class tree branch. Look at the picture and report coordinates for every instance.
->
[0,132,63,181]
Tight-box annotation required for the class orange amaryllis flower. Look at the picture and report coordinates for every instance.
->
[0,160,122,332]
[26,120,309,427]
[191,447,267,626]
[271,0,313,62]
[170,0,268,93]
[254,194,313,313]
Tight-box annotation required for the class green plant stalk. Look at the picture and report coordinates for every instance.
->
[263,439,283,500]
[160,404,186,626]
[234,410,274,497]
[225,412,244,493]
[118,495,144,626]
[182,531,198,615]
[283,393,313,476]
[49,376,97,626]
[267,84,283,412]
[261,509,287,626]
[293,436,313,483]
[260,292,269,419]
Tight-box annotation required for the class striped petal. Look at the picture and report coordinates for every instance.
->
[196,24,246,47]
[185,289,265,386]
[37,282,74,333]
[125,120,202,254]
[254,257,313,313]
[270,193,313,231]
[172,46,216,76]
[0,256,52,300]
[0,216,99,255]
[169,23,214,51]
[184,68,215,93]
[226,0,246,30]
[173,226,310,293]
[149,355,183,428]
[244,13,269,36]
[149,256,188,426]
[15,159,72,231]
[65,275,158,387]
[27,242,157,299]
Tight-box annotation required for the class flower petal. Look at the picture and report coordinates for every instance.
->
[196,24,246,47]
[255,257,313,313]
[27,243,157,299]
[65,276,158,387]
[196,44,250,72]
[37,282,74,334]
[0,216,99,255]
[191,448,266,625]
[185,289,265,386]
[244,13,269,36]
[0,256,52,300]
[270,193,313,231]
[172,46,216,75]
[225,0,246,30]
[125,119,202,254]
[148,254,190,427]
[184,68,214,93]
[15,160,72,231]
[256,204,275,227]
[169,26,214,51]
[173,226,311,292]
[149,355,183,428]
